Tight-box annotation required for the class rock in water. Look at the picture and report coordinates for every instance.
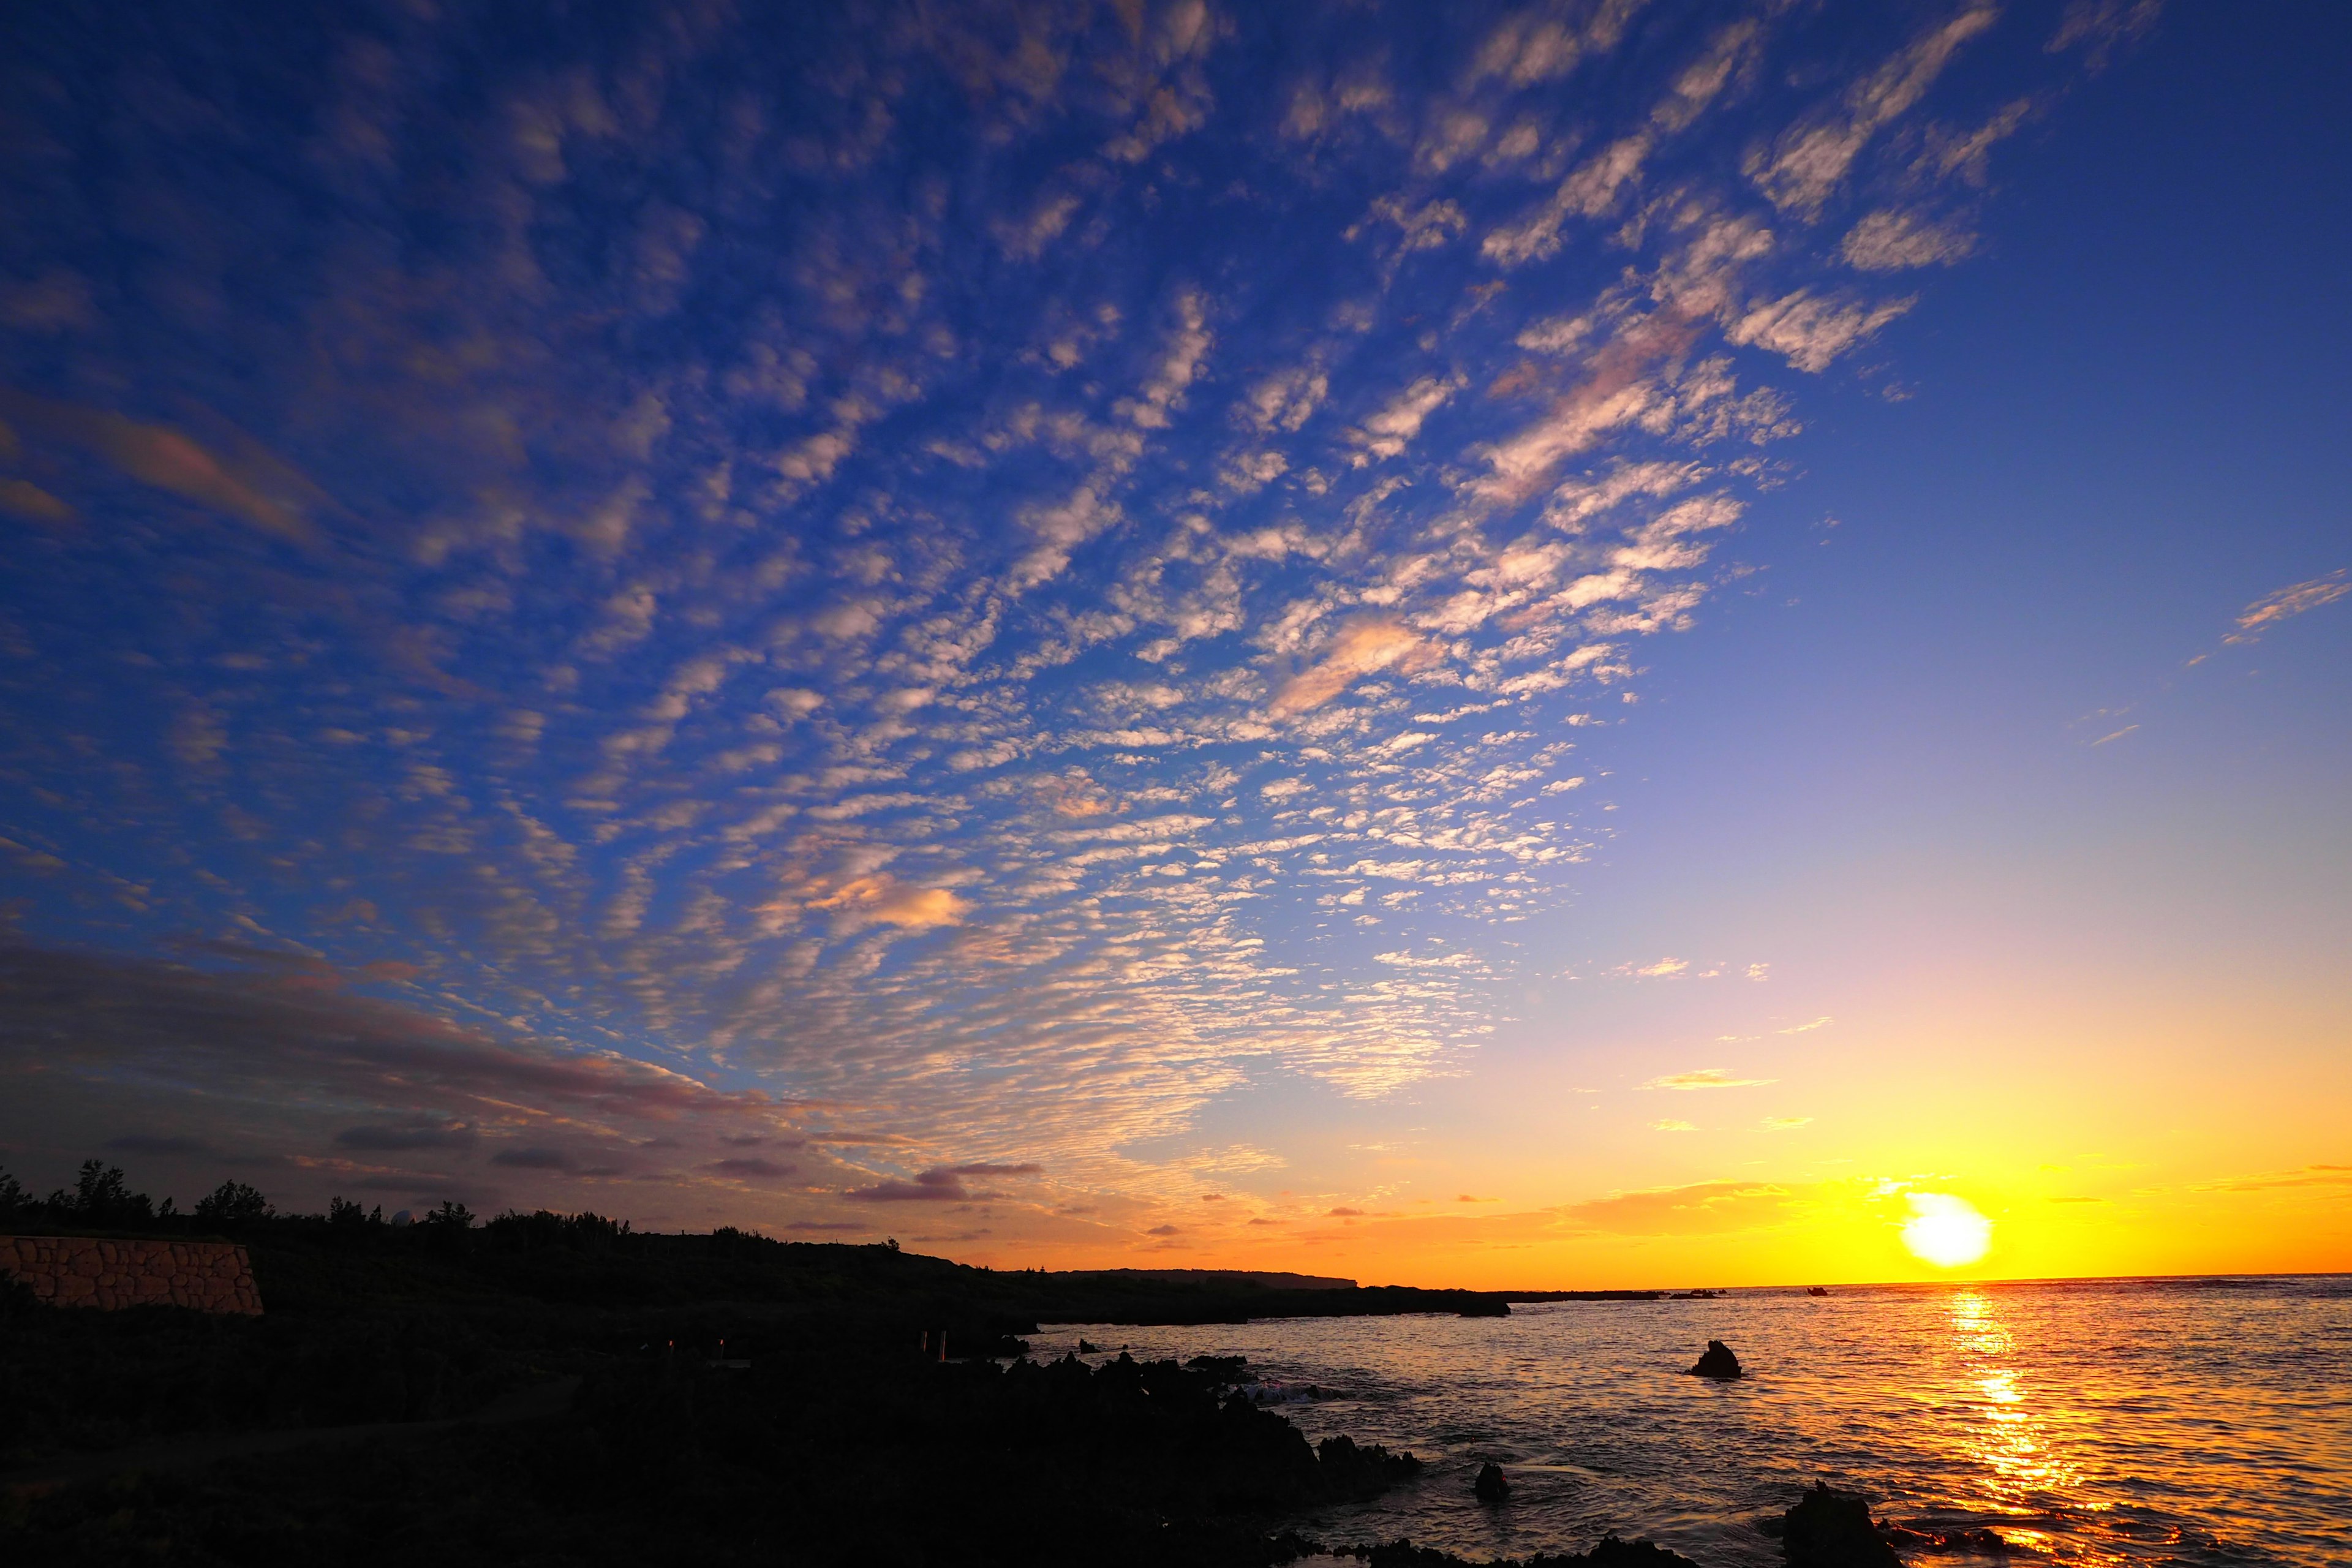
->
[1784,1482,1899,1567]
[1586,1539,1703,1567]
[1687,1340,1743,1379]
[1472,1461,1510,1502]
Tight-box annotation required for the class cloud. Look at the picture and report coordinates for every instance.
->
[1749,7,2001,217]
[708,1157,798,1179]
[805,874,970,930]
[1726,290,1912,372]
[335,1121,475,1152]
[0,0,2111,1259]
[2192,1163,2352,1194]
[1,393,318,545]
[1760,1116,1812,1131]
[107,1134,216,1156]
[1482,135,1652,266]
[0,478,75,527]
[1011,485,1123,592]
[1469,1,1643,89]
[489,1146,573,1170]
[995,191,1083,260]
[1345,375,1461,464]
[2048,0,2164,70]
[2224,570,2348,644]
[1842,209,1977,271]
[1638,1068,1776,1091]
[843,1162,1039,1202]
[0,940,800,1199]
[0,269,96,331]
[1270,619,1439,715]
[1559,1178,1799,1234]
[1649,1118,1698,1133]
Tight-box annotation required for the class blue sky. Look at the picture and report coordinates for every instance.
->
[1,0,2344,1276]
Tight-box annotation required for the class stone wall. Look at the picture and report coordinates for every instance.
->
[0,1234,264,1314]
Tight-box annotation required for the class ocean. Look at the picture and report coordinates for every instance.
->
[1032,1276,2352,1566]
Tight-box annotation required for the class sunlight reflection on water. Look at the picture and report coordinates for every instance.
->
[1033,1276,2351,1566]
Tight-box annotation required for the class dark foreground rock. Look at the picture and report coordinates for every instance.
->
[1687,1340,1743,1379]
[1474,1461,1510,1502]
[1880,1521,2014,1555]
[2,1348,1417,1567]
[1343,1535,1698,1567]
[1784,1482,1901,1567]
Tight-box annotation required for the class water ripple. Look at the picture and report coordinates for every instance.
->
[1033,1276,2352,1566]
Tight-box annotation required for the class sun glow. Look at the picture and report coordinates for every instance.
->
[1902,1192,1994,1267]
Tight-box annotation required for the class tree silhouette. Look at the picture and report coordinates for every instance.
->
[194,1180,274,1227]
[51,1161,154,1227]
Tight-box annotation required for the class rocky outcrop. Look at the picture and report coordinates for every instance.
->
[1352,1536,1697,1567]
[1880,1521,2014,1555]
[1474,1462,1510,1502]
[0,1235,262,1314]
[1783,1482,1899,1567]
[1686,1340,1741,1379]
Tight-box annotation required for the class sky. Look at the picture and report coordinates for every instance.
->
[1,0,2345,1287]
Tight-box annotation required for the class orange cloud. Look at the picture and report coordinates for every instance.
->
[1556,1178,1799,1235]
[2,393,316,545]
[2225,570,2348,645]
[1270,617,1439,715]
[807,873,969,930]
[0,477,74,528]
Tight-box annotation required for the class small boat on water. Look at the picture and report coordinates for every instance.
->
[1673,1288,1721,1300]
[1807,1286,1830,1297]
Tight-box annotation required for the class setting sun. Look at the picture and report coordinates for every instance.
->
[1903,1193,1995,1268]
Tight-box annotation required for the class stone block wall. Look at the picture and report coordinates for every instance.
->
[0,1234,264,1314]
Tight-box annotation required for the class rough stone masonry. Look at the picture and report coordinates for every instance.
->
[0,1235,264,1314]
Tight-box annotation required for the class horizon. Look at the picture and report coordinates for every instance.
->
[1,0,2346,1292]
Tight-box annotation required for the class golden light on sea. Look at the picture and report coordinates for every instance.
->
[1903,1192,1994,1268]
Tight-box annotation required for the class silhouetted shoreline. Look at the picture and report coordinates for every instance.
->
[0,1177,1722,1566]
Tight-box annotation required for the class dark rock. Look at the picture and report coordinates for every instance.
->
[1687,1340,1742,1379]
[1077,1338,1099,1352]
[1583,1539,1704,1568]
[1881,1521,2013,1555]
[1784,1482,1899,1567]
[1316,1432,1423,1500]
[1360,1535,1700,1568]
[1474,1461,1510,1502]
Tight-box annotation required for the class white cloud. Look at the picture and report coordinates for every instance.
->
[1346,375,1463,465]
[1725,289,1912,372]
[1749,7,2001,217]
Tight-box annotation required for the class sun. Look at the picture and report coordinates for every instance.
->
[1902,1193,1993,1268]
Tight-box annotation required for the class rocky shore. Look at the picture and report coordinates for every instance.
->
[0,1200,1945,1566]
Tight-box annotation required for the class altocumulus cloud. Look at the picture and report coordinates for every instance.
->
[0,0,2138,1242]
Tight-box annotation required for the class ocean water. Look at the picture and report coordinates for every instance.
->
[1031,1276,2352,1566]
